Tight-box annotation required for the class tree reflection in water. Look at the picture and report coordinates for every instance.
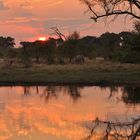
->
[22,85,140,140]
[23,85,83,103]
[83,86,140,140]
[122,87,140,104]
[66,86,82,102]
[23,86,30,96]
[84,117,140,140]
[22,85,140,104]
[100,86,140,105]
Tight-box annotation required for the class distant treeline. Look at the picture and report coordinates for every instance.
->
[0,21,140,65]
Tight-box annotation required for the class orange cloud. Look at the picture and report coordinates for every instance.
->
[0,0,132,46]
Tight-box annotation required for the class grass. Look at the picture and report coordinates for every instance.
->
[0,60,140,86]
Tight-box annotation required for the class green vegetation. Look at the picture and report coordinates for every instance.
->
[0,60,139,85]
[0,21,139,85]
[0,21,140,65]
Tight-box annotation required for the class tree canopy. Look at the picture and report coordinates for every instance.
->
[0,36,15,48]
[0,22,139,64]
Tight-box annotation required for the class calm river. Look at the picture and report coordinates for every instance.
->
[0,86,140,140]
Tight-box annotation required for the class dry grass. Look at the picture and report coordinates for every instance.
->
[0,60,139,85]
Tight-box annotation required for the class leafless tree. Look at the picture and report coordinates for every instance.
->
[80,0,140,22]
[50,26,66,41]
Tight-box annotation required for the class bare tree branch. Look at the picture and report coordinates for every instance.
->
[84,117,140,140]
[50,26,66,41]
[80,0,140,22]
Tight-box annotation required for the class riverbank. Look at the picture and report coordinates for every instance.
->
[0,61,140,86]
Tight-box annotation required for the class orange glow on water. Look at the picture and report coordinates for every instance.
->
[0,86,139,140]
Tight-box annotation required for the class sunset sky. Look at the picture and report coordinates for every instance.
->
[0,0,133,45]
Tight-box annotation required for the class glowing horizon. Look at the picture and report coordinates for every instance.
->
[38,37,47,41]
[0,0,133,45]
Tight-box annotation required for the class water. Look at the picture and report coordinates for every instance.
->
[0,86,139,140]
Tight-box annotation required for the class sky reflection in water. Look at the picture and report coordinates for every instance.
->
[0,86,139,140]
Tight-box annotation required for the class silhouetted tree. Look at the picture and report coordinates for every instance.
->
[0,36,15,48]
[80,0,140,22]
[31,41,44,63]
[50,26,66,41]
[64,31,81,62]
[98,32,120,59]
[77,36,97,57]
[66,31,80,41]
[43,38,56,64]
[19,42,31,67]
